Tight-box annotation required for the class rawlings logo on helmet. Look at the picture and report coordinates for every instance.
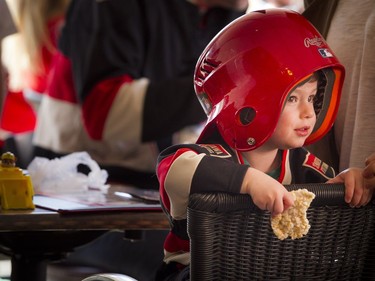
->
[304,36,324,47]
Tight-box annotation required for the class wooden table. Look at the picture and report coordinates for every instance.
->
[0,207,169,232]
[0,186,169,281]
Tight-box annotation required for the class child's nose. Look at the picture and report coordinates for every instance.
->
[300,102,315,118]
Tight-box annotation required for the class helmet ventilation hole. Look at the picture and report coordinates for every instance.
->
[238,107,256,125]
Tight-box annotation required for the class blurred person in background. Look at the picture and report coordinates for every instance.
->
[0,0,16,117]
[33,0,248,189]
[0,0,70,167]
[303,0,375,172]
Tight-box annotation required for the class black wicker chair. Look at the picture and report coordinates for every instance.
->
[187,183,375,281]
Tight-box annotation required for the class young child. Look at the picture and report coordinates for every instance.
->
[156,9,374,280]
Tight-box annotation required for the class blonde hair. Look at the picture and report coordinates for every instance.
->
[5,0,70,73]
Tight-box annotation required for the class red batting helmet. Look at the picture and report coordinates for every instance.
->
[194,9,344,151]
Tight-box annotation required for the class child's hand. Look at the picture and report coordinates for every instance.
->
[363,153,375,188]
[327,167,373,207]
[241,167,294,216]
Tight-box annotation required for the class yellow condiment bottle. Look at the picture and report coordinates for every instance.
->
[0,152,35,210]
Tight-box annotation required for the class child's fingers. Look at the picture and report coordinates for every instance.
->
[363,153,375,180]
[363,161,375,179]
[348,175,367,207]
[271,197,284,216]
[364,173,375,190]
[350,187,363,207]
[365,153,375,166]
[284,192,295,210]
[343,176,355,204]
[271,191,294,216]
[326,177,340,184]
[358,185,371,206]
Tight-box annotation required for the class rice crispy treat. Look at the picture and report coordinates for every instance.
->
[271,189,316,240]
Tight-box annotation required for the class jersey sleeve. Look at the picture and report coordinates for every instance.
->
[157,144,248,219]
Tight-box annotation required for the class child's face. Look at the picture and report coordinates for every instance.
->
[264,79,318,150]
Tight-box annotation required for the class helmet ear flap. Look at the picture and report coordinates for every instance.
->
[314,70,327,117]
[306,68,343,145]
[237,107,256,126]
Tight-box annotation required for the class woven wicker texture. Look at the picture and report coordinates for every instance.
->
[188,183,375,281]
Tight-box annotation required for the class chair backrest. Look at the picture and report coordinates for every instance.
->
[187,183,375,281]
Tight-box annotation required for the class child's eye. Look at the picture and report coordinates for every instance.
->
[287,96,297,103]
[308,95,316,103]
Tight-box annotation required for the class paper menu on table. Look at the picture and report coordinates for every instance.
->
[33,184,161,213]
